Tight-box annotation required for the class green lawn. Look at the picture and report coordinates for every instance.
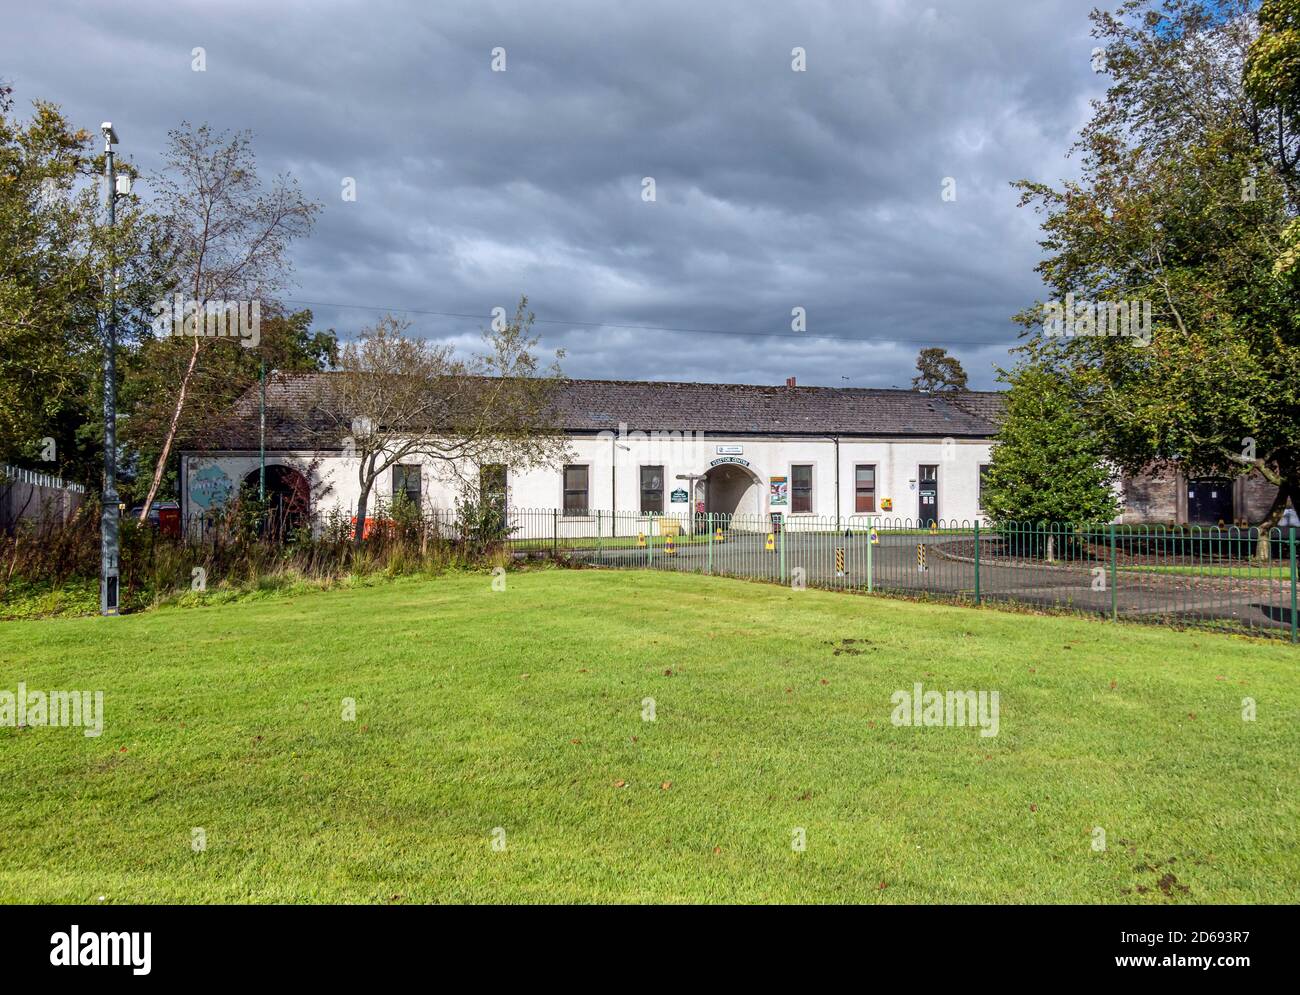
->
[1118,563,1293,579]
[0,568,1296,904]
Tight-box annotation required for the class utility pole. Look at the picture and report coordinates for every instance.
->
[100,122,126,616]
[259,359,266,501]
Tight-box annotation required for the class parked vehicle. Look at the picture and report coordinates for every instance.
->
[130,501,181,537]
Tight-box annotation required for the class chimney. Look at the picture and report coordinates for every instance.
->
[785,376,797,388]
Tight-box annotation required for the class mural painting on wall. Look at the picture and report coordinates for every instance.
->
[191,463,234,510]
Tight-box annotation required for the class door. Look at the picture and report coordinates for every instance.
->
[918,465,939,526]
[1187,478,1232,524]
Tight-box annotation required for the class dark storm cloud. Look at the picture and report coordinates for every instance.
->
[5,0,1106,388]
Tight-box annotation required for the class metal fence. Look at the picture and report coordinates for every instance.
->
[173,504,1299,642]
[501,509,1298,643]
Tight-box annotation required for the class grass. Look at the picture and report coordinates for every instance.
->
[0,567,1296,904]
[1118,563,1293,579]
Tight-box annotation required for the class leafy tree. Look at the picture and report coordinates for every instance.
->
[980,365,1120,528]
[306,299,568,546]
[1245,0,1300,162]
[911,347,968,391]
[1013,0,1300,557]
[0,89,163,483]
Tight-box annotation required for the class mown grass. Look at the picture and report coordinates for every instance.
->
[0,568,1296,904]
[1119,564,1293,579]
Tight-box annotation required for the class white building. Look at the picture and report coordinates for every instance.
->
[180,375,1001,532]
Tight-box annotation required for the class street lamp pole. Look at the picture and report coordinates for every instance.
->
[100,122,121,616]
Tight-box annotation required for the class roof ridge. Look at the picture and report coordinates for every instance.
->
[262,370,1004,398]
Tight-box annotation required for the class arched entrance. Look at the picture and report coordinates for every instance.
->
[701,461,762,526]
[243,466,311,538]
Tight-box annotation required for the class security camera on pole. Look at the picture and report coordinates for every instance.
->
[100,122,131,616]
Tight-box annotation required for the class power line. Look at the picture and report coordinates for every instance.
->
[279,297,1027,348]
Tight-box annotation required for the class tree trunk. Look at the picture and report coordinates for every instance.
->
[353,457,376,547]
[1254,475,1296,561]
[353,485,371,546]
[137,336,201,522]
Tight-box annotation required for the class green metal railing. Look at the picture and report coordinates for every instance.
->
[479,509,1298,643]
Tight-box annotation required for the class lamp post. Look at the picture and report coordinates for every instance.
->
[100,121,128,616]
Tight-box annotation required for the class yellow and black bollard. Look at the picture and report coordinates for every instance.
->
[835,547,845,577]
[917,542,927,572]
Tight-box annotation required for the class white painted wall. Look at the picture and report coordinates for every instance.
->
[183,432,994,533]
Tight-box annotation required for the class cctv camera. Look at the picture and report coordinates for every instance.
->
[100,122,118,145]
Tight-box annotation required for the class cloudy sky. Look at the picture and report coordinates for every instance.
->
[7,0,1106,389]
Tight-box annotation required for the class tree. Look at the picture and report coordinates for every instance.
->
[0,88,164,484]
[1245,0,1300,169]
[134,122,319,520]
[980,365,1120,528]
[119,306,336,503]
[1013,0,1300,557]
[911,347,968,392]
[308,299,568,545]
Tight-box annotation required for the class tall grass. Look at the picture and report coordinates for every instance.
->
[0,496,516,617]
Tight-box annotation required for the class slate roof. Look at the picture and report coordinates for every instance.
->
[185,374,1005,451]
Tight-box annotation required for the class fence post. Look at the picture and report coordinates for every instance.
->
[552,508,558,555]
[1290,526,1297,644]
[596,510,602,562]
[779,518,786,584]
[866,517,874,592]
[1109,523,1118,622]
[707,512,713,574]
[973,520,981,605]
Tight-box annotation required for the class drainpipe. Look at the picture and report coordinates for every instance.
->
[827,435,841,524]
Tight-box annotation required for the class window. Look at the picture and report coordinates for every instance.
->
[640,465,664,514]
[854,464,876,513]
[563,464,589,516]
[978,464,990,510]
[480,464,507,511]
[392,464,421,508]
[791,464,813,513]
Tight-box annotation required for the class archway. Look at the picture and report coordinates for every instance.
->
[243,465,311,538]
[702,461,762,527]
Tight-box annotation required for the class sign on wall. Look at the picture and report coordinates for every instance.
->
[190,464,234,510]
[670,488,689,503]
[769,475,788,506]
[708,456,750,468]
[716,445,743,455]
